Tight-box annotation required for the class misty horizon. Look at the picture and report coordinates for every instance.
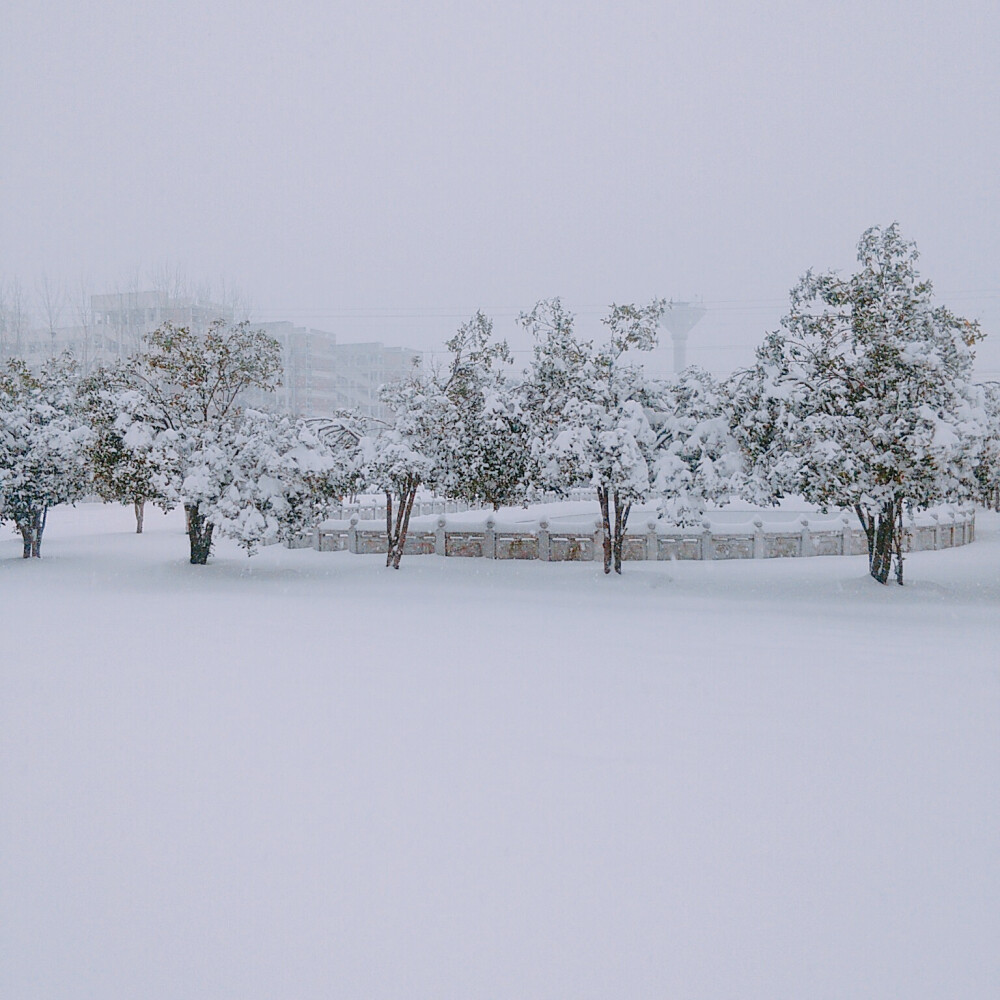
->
[4,1,999,376]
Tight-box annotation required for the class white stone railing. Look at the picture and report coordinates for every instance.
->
[305,506,976,562]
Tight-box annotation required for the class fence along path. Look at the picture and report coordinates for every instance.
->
[303,503,976,562]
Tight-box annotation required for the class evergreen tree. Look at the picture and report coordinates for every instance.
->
[81,363,161,532]
[356,370,440,569]
[651,366,742,525]
[0,353,93,557]
[435,311,529,510]
[521,298,666,574]
[733,224,984,584]
[974,381,1000,510]
[119,320,286,563]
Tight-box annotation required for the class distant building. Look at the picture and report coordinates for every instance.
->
[255,321,420,419]
[2,292,420,418]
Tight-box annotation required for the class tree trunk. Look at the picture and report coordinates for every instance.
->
[384,489,394,568]
[185,503,214,565]
[17,507,46,558]
[134,499,145,534]
[386,479,419,569]
[597,486,612,574]
[856,499,903,585]
[598,487,632,575]
[612,491,631,575]
[894,502,905,586]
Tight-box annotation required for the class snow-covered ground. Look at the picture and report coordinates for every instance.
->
[2,503,998,999]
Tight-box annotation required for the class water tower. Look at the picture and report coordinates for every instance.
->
[660,300,706,373]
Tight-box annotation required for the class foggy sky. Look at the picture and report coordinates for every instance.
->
[3,0,999,375]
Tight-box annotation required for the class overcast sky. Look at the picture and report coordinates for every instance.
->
[3,0,998,375]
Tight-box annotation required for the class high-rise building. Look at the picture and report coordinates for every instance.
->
[255,322,420,419]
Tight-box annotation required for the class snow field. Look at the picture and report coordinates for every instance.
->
[2,503,998,999]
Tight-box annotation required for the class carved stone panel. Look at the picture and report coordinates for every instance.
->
[657,536,701,560]
[712,535,754,559]
[811,532,842,556]
[621,536,648,561]
[445,533,485,557]
[403,532,436,555]
[318,531,348,552]
[549,535,594,561]
[766,534,800,558]
[496,534,538,560]
[356,532,389,554]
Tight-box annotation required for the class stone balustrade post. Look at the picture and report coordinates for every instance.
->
[753,518,765,559]
[538,518,550,562]
[484,515,496,559]
[435,516,447,556]
[931,512,941,549]
[841,514,852,555]
[593,519,603,562]
[799,517,812,557]
[646,520,658,560]
[348,515,359,554]
[701,519,714,561]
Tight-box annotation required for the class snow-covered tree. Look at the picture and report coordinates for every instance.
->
[356,371,440,569]
[81,363,162,532]
[206,409,351,556]
[0,354,93,557]
[974,381,1000,510]
[732,224,984,584]
[435,311,529,510]
[351,313,526,568]
[521,298,666,574]
[119,320,290,563]
[650,366,742,524]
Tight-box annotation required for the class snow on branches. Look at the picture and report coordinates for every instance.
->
[0,353,93,557]
[732,223,984,584]
[81,362,163,533]
[435,311,529,511]
[974,380,1000,510]
[117,320,345,562]
[355,372,439,569]
[521,298,667,574]
[651,366,742,525]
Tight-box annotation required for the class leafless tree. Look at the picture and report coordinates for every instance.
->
[1,278,31,358]
[37,273,67,357]
[72,275,99,373]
